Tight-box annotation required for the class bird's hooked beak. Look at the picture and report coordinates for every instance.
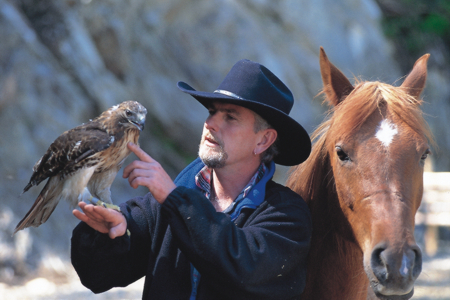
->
[129,113,146,131]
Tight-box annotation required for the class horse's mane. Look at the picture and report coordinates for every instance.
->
[286,79,435,203]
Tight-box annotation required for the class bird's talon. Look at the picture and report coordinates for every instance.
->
[94,199,121,212]
[85,195,121,212]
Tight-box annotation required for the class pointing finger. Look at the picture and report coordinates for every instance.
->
[127,142,153,163]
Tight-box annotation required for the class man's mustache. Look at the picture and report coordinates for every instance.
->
[203,132,224,148]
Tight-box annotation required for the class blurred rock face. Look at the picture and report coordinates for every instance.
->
[0,0,446,280]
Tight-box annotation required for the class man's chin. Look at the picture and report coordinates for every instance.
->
[199,157,225,169]
[199,142,228,168]
[199,153,227,169]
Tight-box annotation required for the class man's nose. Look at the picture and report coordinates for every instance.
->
[205,114,219,131]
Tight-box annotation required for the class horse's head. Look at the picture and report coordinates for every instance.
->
[319,48,434,299]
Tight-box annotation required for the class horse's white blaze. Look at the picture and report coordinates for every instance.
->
[400,254,409,277]
[375,119,398,147]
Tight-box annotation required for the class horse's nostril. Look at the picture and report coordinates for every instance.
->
[400,245,423,279]
[370,243,423,284]
[412,245,423,278]
[371,243,388,282]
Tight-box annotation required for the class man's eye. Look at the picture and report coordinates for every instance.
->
[226,114,236,120]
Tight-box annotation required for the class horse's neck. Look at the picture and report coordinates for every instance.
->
[301,188,370,300]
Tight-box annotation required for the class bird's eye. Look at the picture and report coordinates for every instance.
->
[421,149,431,160]
[336,146,350,162]
[125,110,132,117]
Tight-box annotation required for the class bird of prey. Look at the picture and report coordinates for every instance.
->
[14,101,147,234]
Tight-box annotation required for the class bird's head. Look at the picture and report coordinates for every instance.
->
[114,101,147,131]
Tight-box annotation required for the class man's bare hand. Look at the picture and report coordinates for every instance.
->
[73,202,127,239]
[123,142,176,204]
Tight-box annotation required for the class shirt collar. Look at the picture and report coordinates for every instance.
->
[195,166,213,199]
[195,163,267,200]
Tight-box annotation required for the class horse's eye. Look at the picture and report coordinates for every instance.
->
[336,146,350,161]
[421,149,431,160]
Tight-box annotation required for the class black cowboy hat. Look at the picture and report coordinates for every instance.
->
[177,59,311,166]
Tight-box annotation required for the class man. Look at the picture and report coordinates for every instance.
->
[71,59,312,299]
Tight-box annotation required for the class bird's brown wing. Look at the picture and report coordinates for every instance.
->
[22,122,114,193]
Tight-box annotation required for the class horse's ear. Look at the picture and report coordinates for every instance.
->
[400,53,430,99]
[319,47,354,107]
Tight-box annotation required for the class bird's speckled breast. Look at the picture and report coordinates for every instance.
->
[96,128,140,173]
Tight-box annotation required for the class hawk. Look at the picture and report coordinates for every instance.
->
[14,101,147,234]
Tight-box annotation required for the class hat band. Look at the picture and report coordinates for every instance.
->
[213,89,245,100]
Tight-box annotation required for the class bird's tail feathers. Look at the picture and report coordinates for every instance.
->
[14,181,59,235]
[21,182,33,196]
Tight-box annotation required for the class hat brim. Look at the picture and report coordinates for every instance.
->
[178,81,311,166]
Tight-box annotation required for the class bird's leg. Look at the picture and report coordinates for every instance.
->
[79,188,130,236]
[80,187,121,212]
[87,196,122,212]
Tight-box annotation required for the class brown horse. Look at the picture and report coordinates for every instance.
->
[287,48,435,300]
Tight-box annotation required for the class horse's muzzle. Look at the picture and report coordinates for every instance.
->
[368,242,422,299]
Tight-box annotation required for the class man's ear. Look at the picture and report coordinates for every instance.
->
[254,129,277,155]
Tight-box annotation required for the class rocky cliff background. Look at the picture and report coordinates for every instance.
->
[0,0,449,294]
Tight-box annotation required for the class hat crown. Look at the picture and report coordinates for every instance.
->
[216,59,293,114]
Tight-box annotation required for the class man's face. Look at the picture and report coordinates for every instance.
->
[199,102,259,169]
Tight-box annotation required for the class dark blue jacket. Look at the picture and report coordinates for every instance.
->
[71,158,312,299]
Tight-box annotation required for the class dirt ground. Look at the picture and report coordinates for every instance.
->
[0,250,449,300]
[413,251,450,300]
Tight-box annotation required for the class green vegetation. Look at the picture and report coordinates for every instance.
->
[381,0,450,58]
[149,116,197,167]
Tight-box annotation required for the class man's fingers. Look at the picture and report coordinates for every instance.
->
[129,176,148,189]
[126,168,150,187]
[74,203,126,235]
[73,209,89,222]
[123,161,150,179]
[127,142,153,163]
[125,142,175,203]
[78,201,87,210]
[78,202,120,225]
[80,203,108,222]
[73,207,110,234]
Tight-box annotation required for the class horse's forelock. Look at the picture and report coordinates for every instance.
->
[327,81,435,148]
[327,81,383,143]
